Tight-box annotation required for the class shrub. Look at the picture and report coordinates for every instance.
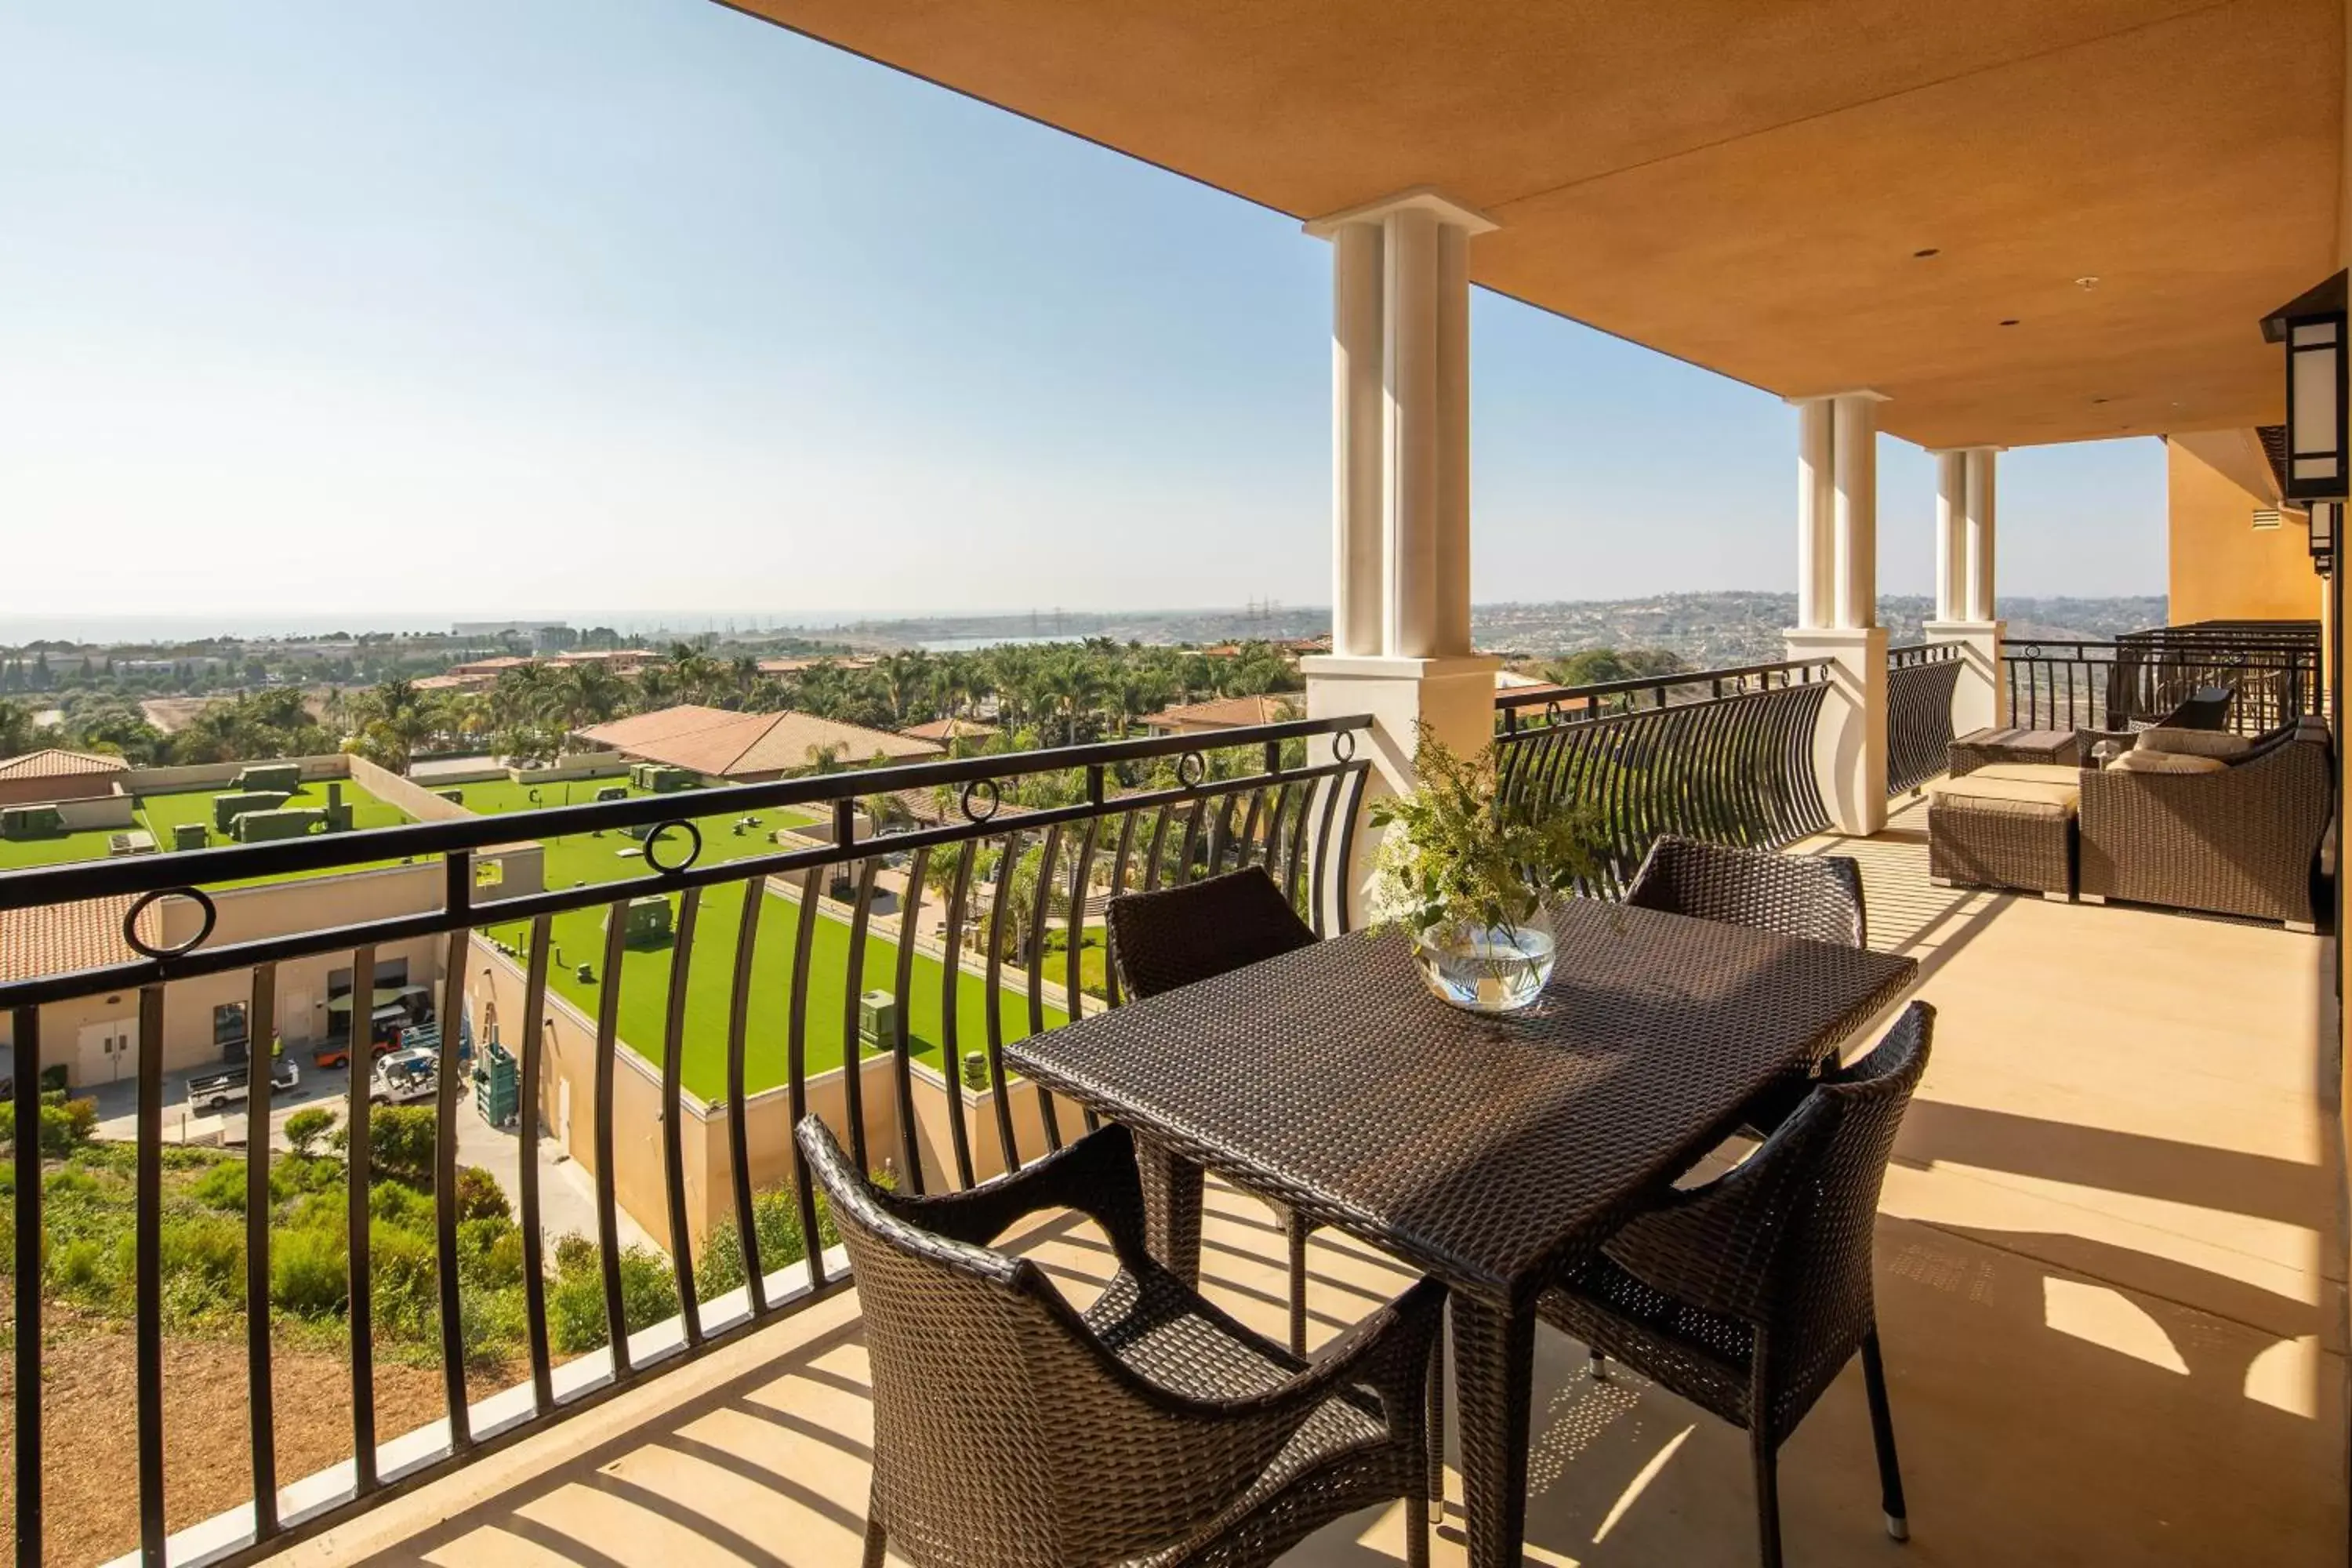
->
[270,1227,347,1317]
[37,1065,67,1094]
[456,1215,521,1290]
[368,1179,433,1232]
[458,1286,526,1370]
[158,1216,245,1321]
[283,1107,335,1158]
[453,1165,509,1225]
[549,1243,677,1354]
[37,1098,97,1156]
[695,1186,842,1299]
[49,1237,111,1298]
[368,1223,437,1341]
[332,1105,436,1187]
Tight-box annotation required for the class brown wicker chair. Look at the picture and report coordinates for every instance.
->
[2078,717,2332,927]
[800,1116,1446,1568]
[1624,837,1868,1132]
[1108,868,1323,1353]
[1537,1000,1934,1568]
[1624,837,1868,949]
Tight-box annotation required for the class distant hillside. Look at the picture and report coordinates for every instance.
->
[1472,593,2169,667]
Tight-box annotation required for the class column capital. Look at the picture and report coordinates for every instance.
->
[1784,388,1889,407]
[1304,186,1498,238]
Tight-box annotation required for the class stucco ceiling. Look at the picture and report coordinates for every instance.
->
[728,0,2343,449]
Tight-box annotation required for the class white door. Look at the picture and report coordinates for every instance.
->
[76,1018,137,1085]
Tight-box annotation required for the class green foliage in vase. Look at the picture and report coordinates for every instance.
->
[1368,723,1604,938]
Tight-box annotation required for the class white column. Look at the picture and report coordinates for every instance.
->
[1432,221,1472,658]
[1933,450,1967,622]
[1795,398,1835,630]
[1303,187,1498,924]
[1785,390,1889,836]
[1833,393,1879,630]
[1383,206,1439,659]
[1926,446,2007,735]
[1330,222,1384,658]
[1965,447,1998,621]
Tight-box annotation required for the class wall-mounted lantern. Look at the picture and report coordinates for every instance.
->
[2309,501,2336,578]
[2262,271,2349,509]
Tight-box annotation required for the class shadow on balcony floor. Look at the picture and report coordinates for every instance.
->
[288,805,2345,1568]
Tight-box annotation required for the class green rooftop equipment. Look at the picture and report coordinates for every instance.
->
[232,764,303,795]
[172,822,209,851]
[594,783,629,802]
[610,895,674,948]
[213,790,292,833]
[232,807,327,843]
[323,781,353,831]
[858,989,898,1051]
[0,805,65,840]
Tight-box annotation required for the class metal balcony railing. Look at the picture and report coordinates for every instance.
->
[1493,658,1834,890]
[2003,622,2321,736]
[0,716,1374,1568]
[1887,642,1962,796]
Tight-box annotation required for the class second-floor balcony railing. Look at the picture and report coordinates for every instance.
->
[0,716,1373,1568]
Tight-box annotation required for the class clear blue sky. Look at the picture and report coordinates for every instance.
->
[0,0,2167,630]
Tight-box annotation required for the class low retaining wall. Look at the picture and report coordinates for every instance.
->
[124,753,350,794]
[346,753,477,823]
[522,752,625,782]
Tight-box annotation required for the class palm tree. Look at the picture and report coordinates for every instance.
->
[802,741,847,775]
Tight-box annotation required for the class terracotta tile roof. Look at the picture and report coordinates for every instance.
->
[575,705,942,779]
[899,717,1000,743]
[1142,695,1301,731]
[0,894,148,985]
[0,749,129,781]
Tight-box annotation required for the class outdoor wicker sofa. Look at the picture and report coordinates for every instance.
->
[2078,716,2333,927]
[800,1115,1448,1568]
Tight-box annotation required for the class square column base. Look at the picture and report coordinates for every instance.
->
[1784,627,1889,838]
[1302,653,1501,927]
[1923,619,2007,734]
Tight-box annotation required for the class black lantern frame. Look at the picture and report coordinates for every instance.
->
[2262,271,2350,506]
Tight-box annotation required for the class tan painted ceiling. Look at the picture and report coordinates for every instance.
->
[728,0,2343,449]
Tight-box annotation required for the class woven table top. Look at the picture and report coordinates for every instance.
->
[1009,899,1917,1306]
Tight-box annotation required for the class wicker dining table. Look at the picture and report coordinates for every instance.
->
[1007,898,1918,1568]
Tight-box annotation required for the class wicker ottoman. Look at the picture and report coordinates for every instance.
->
[1928,771,2081,898]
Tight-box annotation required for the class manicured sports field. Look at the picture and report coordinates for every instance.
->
[476,775,1062,1099]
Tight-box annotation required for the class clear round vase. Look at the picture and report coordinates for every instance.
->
[1410,909,1558,1014]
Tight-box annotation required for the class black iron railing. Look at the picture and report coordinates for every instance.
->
[0,717,1372,1568]
[1494,658,1833,890]
[2003,622,2320,735]
[1886,642,1962,796]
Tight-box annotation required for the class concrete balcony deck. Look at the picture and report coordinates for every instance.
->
[276,799,2345,1568]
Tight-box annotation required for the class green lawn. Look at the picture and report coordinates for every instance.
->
[477,782,1058,1099]
[0,779,413,886]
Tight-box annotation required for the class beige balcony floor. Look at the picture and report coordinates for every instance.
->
[282,800,2346,1568]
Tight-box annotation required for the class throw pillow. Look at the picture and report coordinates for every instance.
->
[2108,748,2227,775]
[2136,728,2252,760]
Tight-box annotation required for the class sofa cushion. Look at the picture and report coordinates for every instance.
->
[2136,728,2252,760]
[1928,775,2079,817]
[2107,748,2228,775]
[1967,763,2087,787]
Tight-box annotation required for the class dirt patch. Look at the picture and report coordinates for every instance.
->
[0,1303,522,1568]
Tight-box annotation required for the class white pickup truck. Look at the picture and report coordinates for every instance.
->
[187,1058,299,1115]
